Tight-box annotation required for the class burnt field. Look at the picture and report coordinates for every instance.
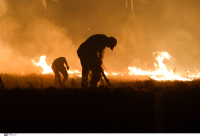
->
[1,74,200,133]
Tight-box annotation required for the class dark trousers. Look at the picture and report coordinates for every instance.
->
[51,64,68,87]
[78,53,102,88]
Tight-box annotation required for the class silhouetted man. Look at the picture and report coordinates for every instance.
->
[77,34,117,88]
[51,57,70,87]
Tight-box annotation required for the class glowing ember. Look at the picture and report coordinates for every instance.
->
[128,52,192,81]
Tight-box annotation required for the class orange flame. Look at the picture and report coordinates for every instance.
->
[128,52,192,81]
[32,53,200,81]
[104,71,118,76]
[31,55,53,74]
[32,55,81,76]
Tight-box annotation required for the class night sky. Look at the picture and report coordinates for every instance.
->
[0,0,200,74]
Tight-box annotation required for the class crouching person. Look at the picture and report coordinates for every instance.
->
[51,57,70,88]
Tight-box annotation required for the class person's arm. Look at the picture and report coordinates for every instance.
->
[98,50,104,60]
[64,58,70,70]
[97,50,104,65]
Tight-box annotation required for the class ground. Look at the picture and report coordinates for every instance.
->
[1,81,200,133]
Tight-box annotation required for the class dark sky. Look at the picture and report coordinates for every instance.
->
[0,0,200,74]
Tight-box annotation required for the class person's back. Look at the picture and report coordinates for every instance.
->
[52,57,67,68]
[51,57,69,87]
[77,34,110,59]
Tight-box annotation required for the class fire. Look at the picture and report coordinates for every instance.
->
[104,71,118,76]
[128,52,193,81]
[32,55,53,74]
[32,53,200,81]
[32,55,81,76]
[32,55,118,77]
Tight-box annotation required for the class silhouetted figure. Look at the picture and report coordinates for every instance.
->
[51,57,70,88]
[77,34,117,88]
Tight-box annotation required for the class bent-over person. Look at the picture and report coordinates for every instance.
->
[51,57,70,87]
[77,34,117,88]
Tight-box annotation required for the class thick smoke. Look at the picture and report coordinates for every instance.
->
[0,0,200,74]
[0,0,7,17]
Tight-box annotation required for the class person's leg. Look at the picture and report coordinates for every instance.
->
[90,64,102,88]
[82,67,89,87]
[57,72,62,87]
[59,67,68,87]
[51,64,59,87]
[53,71,60,87]
[79,57,90,88]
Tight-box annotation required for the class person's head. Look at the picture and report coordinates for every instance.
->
[107,37,117,50]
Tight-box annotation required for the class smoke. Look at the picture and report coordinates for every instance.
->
[0,0,80,73]
[0,0,7,18]
[110,0,200,73]
[0,0,200,74]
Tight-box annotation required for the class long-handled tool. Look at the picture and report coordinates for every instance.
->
[100,64,113,88]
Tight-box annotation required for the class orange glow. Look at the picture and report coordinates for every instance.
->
[32,55,81,76]
[104,71,118,76]
[128,52,193,81]
[31,55,53,74]
[32,53,200,81]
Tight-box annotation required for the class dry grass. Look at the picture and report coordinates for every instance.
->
[1,73,200,132]
[1,72,200,91]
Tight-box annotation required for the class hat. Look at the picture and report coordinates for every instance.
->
[109,37,117,50]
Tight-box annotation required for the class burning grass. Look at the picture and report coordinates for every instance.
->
[1,59,200,132]
[1,72,200,91]
[32,52,200,83]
